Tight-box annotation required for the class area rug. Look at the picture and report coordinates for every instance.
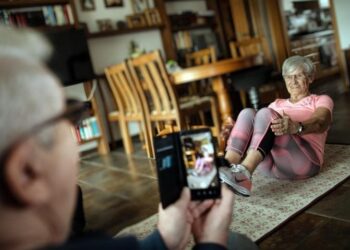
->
[117,144,350,244]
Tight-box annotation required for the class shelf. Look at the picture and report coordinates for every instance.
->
[0,0,70,8]
[87,25,163,39]
[171,23,215,32]
[79,136,102,145]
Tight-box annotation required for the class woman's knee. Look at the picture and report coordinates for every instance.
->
[255,108,279,122]
[237,108,256,120]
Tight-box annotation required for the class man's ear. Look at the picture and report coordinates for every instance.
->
[4,140,50,206]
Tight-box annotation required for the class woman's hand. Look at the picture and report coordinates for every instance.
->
[271,111,299,136]
[220,117,235,141]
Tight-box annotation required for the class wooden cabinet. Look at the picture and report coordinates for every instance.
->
[155,0,223,64]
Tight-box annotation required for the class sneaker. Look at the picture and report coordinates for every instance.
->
[219,164,252,197]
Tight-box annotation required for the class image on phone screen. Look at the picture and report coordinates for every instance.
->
[180,130,219,190]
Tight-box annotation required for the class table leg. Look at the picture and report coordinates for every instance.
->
[212,76,233,123]
[212,76,233,154]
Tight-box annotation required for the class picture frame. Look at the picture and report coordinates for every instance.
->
[145,8,162,26]
[104,0,123,8]
[131,0,149,14]
[80,0,96,11]
[127,14,147,28]
[96,19,114,31]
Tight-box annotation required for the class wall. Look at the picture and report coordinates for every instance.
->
[165,0,207,14]
[74,0,164,74]
[333,0,350,49]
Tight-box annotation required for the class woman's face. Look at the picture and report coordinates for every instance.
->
[283,67,310,97]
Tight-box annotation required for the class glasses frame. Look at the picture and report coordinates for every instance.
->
[0,98,89,166]
[283,74,308,82]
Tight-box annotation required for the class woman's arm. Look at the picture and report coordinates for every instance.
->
[299,107,332,135]
[271,107,332,136]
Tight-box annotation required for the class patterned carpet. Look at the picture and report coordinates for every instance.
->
[117,144,350,244]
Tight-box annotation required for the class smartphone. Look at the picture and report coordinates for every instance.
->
[179,128,221,200]
[154,128,221,208]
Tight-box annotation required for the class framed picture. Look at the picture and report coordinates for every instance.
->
[104,0,123,7]
[127,14,147,28]
[80,0,96,11]
[145,8,162,26]
[131,0,149,14]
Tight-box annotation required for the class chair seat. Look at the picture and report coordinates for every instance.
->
[230,65,273,91]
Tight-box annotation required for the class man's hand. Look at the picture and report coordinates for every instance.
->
[192,185,235,248]
[157,188,214,250]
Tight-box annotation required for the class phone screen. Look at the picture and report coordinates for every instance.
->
[180,129,220,199]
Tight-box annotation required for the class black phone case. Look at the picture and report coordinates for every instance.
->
[154,132,187,208]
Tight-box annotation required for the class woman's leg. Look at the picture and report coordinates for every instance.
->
[241,108,279,173]
[257,135,320,180]
[221,108,276,196]
[225,108,256,164]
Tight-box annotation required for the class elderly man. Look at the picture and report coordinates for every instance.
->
[0,26,255,250]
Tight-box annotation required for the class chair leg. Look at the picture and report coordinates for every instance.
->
[240,90,247,108]
[248,87,260,110]
[199,110,206,125]
[210,97,221,137]
[120,120,134,154]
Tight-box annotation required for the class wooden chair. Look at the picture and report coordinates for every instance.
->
[185,46,217,66]
[229,37,276,109]
[104,62,152,157]
[128,50,220,158]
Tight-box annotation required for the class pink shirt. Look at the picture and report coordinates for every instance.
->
[268,94,334,165]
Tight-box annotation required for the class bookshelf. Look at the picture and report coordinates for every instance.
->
[0,0,78,28]
[0,0,110,155]
[87,24,163,39]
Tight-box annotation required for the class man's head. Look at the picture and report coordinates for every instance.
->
[0,26,80,246]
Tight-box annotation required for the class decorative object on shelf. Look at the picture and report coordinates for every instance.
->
[104,0,123,8]
[80,0,96,11]
[97,19,114,31]
[145,8,162,26]
[129,40,145,58]
[131,0,149,14]
[116,20,127,29]
[127,14,147,28]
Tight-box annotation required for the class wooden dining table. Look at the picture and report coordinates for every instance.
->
[171,56,258,124]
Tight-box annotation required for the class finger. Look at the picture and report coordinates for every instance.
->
[219,185,235,210]
[227,116,235,125]
[271,118,283,124]
[190,199,214,218]
[175,187,191,208]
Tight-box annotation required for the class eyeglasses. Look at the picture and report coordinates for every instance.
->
[283,74,307,81]
[0,98,89,166]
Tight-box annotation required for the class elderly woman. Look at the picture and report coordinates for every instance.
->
[219,55,333,197]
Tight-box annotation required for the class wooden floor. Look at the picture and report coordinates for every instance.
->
[78,75,350,249]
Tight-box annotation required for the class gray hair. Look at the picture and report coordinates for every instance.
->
[282,55,315,81]
[0,25,52,62]
[0,26,64,159]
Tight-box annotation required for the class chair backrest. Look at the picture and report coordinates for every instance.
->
[185,46,217,67]
[128,50,183,130]
[229,37,271,64]
[104,62,143,118]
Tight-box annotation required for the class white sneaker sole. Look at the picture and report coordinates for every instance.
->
[219,170,251,197]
